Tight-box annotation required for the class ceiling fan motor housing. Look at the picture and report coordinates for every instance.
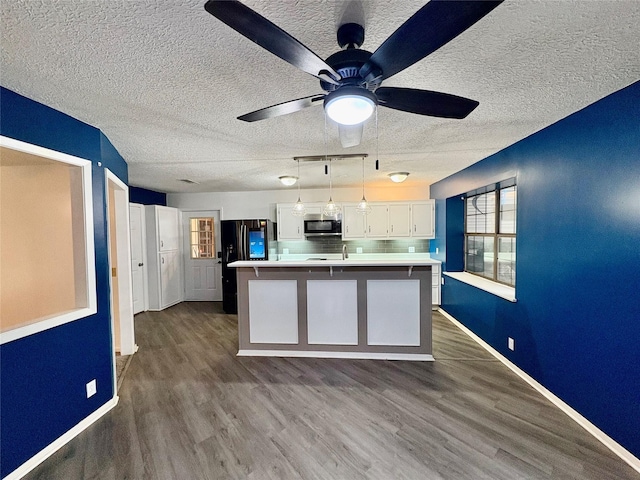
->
[320,48,381,93]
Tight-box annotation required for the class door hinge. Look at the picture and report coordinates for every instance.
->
[111,267,117,277]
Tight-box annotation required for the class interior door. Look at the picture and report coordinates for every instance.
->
[129,203,146,314]
[183,210,222,301]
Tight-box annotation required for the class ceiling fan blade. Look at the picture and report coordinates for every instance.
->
[339,124,363,148]
[377,87,479,119]
[205,0,340,84]
[359,0,503,82]
[238,95,325,122]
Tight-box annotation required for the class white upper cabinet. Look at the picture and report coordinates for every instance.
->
[157,206,180,251]
[366,204,389,238]
[388,204,411,237]
[342,204,366,239]
[411,201,435,238]
[277,204,303,240]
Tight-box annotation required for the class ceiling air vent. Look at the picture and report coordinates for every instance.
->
[178,179,199,185]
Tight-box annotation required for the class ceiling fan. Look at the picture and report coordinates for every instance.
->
[204,0,503,147]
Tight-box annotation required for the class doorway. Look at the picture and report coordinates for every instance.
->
[129,203,147,314]
[105,170,136,393]
[182,210,222,301]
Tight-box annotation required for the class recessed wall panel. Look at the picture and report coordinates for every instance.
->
[367,280,420,346]
[307,280,358,345]
[248,280,298,344]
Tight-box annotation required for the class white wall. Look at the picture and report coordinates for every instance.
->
[167,185,429,220]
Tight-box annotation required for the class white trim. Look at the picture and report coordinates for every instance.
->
[129,203,149,313]
[443,271,516,302]
[0,135,97,345]
[4,397,119,480]
[105,169,136,357]
[438,308,640,475]
[238,349,434,361]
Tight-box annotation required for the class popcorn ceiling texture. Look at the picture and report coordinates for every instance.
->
[1,0,639,193]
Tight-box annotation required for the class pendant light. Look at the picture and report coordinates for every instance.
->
[322,112,341,217]
[355,156,371,215]
[323,159,341,217]
[291,159,306,216]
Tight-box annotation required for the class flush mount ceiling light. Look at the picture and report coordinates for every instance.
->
[279,175,298,186]
[388,172,410,183]
[324,87,377,126]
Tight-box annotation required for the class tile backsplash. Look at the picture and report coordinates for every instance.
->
[278,236,430,254]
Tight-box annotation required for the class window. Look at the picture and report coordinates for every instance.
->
[464,184,516,286]
[0,136,96,344]
[190,217,214,258]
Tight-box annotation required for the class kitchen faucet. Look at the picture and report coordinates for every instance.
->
[342,244,349,260]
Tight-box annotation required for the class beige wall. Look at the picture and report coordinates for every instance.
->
[0,148,83,330]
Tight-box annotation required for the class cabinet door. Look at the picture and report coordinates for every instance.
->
[411,201,435,238]
[342,204,366,239]
[160,250,181,307]
[366,204,388,238]
[157,207,179,251]
[277,204,303,240]
[388,204,411,238]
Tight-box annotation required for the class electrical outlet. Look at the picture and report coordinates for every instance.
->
[441,277,444,285]
[436,247,439,254]
[356,247,363,253]
[408,246,415,253]
[508,337,515,351]
[86,379,97,398]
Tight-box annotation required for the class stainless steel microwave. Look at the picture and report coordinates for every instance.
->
[303,214,342,237]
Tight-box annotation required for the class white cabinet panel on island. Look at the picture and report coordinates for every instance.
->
[248,280,299,343]
[307,280,358,345]
[367,280,421,346]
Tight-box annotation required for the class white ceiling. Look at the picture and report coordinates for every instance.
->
[1,0,639,193]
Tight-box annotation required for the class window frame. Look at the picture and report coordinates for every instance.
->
[464,181,516,287]
[0,135,97,345]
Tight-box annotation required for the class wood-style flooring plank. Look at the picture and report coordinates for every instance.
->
[22,302,639,480]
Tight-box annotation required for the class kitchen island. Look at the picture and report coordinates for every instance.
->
[228,257,440,361]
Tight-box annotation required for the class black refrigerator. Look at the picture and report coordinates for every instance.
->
[221,219,275,314]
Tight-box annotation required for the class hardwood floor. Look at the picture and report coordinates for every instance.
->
[24,302,638,479]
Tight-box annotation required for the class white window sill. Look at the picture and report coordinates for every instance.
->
[443,272,517,302]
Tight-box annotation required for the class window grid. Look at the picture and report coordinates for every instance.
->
[190,218,215,259]
[464,186,516,287]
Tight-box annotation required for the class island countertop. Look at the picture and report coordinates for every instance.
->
[228,258,441,268]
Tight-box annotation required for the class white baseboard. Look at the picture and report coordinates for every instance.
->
[438,308,640,475]
[238,350,434,362]
[5,396,119,480]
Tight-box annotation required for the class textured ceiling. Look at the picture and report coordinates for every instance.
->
[1,0,639,193]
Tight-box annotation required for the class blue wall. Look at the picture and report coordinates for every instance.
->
[0,87,128,477]
[129,185,167,206]
[430,81,640,457]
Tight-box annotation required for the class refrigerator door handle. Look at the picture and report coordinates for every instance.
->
[241,224,247,260]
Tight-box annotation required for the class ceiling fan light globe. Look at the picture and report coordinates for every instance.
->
[324,87,377,126]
